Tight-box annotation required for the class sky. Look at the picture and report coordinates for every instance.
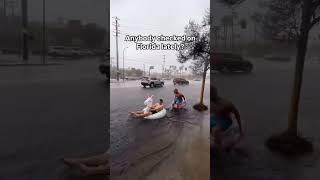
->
[26,0,108,28]
[110,0,209,73]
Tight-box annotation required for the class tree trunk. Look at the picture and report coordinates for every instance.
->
[287,0,312,136]
[224,25,227,49]
[199,62,208,105]
[254,22,257,44]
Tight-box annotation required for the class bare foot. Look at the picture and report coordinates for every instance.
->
[62,158,79,167]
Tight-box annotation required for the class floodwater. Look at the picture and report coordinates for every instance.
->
[212,59,320,180]
[110,80,210,180]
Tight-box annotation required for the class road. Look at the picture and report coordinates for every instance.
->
[0,58,108,180]
[110,80,210,180]
[212,59,320,180]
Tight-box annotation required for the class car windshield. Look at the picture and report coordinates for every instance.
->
[151,77,157,80]
[142,77,149,80]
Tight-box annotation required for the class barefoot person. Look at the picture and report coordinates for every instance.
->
[130,98,164,118]
[172,88,186,110]
[150,99,164,113]
[211,86,243,147]
[62,151,109,176]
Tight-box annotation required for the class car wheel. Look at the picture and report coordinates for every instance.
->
[245,65,253,73]
[219,66,229,73]
[143,85,146,88]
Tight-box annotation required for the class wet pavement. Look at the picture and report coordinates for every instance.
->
[212,59,320,180]
[110,80,210,180]
[0,57,108,180]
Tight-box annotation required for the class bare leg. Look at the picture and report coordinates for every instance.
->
[63,153,109,167]
[129,111,143,115]
[77,163,109,176]
[135,112,152,118]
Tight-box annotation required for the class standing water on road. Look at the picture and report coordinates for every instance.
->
[110,80,210,180]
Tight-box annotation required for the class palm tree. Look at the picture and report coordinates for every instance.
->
[220,15,232,49]
[250,12,262,44]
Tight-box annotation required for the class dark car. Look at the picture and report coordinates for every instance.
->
[99,64,109,78]
[212,53,253,73]
[99,50,109,78]
[173,78,189,85]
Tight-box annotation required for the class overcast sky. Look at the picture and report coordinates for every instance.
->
[110,0,209,73]
[27,0,107,27]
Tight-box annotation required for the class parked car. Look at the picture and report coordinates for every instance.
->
[48,46,73,58]
[264,53,292,61]
[99,50,109,78]
[141,77,164,88]
[1,48,20,54]
[212,52,253,73]
[173,78,189,85]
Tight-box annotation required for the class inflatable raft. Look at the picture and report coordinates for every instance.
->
[144,108,167,120]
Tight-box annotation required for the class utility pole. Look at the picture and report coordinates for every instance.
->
[231,7,236,52]
[112,16,120,81]
[7,0,15,17]
[21,0,28,62]
[143,64,145,76]
[42,0,46,64]
[122,46,128,81]
[162,55,165,78]
[3,0,6,18]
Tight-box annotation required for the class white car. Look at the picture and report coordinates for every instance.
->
[48,46,73,57]
[141,77,164,88]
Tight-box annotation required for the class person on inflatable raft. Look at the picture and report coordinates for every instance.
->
[130,95,164,118]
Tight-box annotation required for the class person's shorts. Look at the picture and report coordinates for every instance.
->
[151,110,157,114]
[210,114,232,131]
[174,98,183,105]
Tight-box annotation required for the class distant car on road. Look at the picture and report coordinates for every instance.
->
[99,64,109,78]
[99,50,109,78]
[48,46,72,58]
[48,46,88,58]
[212,52,253,73]
[264,53,291,61]
[173,78,189,85]
[141,77,164,88]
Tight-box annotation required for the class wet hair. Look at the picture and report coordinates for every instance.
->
[174,89,178,93]
[159,99,163,103]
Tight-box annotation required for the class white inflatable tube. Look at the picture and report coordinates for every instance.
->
[144,108,167,120]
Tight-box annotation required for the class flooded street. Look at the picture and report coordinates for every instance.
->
[212,59,320,180]
[0,58,107,180]
[110,80,210,179]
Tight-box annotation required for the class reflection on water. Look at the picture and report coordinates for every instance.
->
[110,83,210,179]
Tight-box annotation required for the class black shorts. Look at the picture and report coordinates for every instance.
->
[151,110,157,114]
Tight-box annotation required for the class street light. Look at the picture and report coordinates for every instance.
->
[122,47,128,81]
[42,0,46,64]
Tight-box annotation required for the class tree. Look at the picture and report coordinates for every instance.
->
[264,0,320,155]
[220,15,232,49]
[218,0,320,155]
[218,0,242,51]
[178,11,210,111]
[250,12,263,44]
[260,0,299,43]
